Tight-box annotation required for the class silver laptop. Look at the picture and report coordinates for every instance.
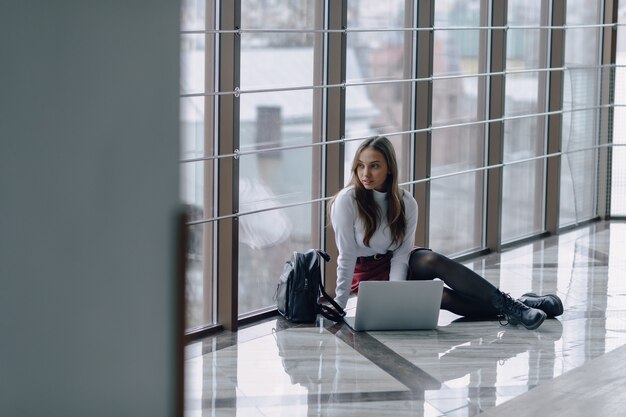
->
[343,280,444,331]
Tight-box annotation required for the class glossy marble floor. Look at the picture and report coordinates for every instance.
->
[184,221,626,417]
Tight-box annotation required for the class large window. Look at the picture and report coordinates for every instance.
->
[238,0,320,317]
[344,0,411,185]
[180,0,214,330]
[430,0,486,255]
[613,3,626,216]
[501,1,548,243]
[560,0,603,226]
[180,0,621,333]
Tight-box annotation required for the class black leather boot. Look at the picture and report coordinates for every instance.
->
[518,293,563,318]
[490,291,547,330]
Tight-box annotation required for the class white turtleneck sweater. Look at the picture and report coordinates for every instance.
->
[330,186,418,309]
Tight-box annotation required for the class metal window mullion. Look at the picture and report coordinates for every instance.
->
[545,0,566,234]
[180,22,620,36]
[478,0,490,251]
[598,0,618,219]
[203,0,217,329]
[536,0,551,235]
[312,0,325,260]
[485,0,507,252]
[403,0,417,197]
[216,0,240,331]
[413,0,434,248]
[323,0,346,298]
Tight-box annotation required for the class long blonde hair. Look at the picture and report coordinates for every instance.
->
[330,136,406,247]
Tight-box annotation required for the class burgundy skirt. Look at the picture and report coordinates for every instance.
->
[351,247,429,294]
[351,252,392,293]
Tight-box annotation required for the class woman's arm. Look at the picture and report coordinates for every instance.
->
[388,192,418,281]
[330,189,359,309]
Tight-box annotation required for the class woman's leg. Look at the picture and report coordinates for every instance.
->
[409,249,497,307]
[409,249,547,328]
[440,287,499,317]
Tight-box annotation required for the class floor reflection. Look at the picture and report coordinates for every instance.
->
[185,221,626,417]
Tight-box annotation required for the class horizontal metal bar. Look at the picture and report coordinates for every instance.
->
[181,136,343,163]
[180,22,618,36]
[186,195,331,226]
[180,27,496,35]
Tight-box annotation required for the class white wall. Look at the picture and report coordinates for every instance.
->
[0,1,182,416]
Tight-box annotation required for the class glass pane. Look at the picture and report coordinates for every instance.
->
[180,97,204,160]
[502,160,545,240]
[502,1,547,243]
[434,0,480,26]
[241,0,316,30]
[431,0,485,255]
[430,173,484,256]
[181,160,206,222]
[239,203,318,314]
[181,34,205,95]
[240,0,316,90]
[502,115,546,241]
[431,125,484,174]
[560,0,602,226]
[180,1,216,331]
[612,3,626,215]
[239,147,313,210]
[430,126,484,255]
[239,91,313,151]
[347,0,405,29]
[560,148,598,226]
[432,78,481,126]
[180,69,211,330]
[344,81,404,155]
[238,145,316,316]
[182,159,215,330]
[504,73,541,117]
[240,37,315,91]
[345,31,405,84]
[611,146,626,214]
[560,97,599,223]
[239,148,316,315]
[238,153,315,316]
[186,222,212,329]
[506,0,544,68]
[434,30,481,77]
[181,0,205,31]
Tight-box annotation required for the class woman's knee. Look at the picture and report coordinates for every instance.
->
[409,250,440,271]
[409,250,441,278]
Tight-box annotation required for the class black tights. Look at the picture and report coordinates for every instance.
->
[409,249,500,317]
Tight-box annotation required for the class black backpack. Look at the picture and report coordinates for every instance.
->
[274,249,346,323]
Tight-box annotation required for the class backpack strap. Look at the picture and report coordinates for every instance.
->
[315,249,331,263]
[318,290,346,322]
[314,249,346,322]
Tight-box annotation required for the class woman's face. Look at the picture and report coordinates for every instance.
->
[356,147,389,192]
